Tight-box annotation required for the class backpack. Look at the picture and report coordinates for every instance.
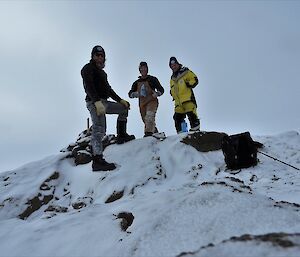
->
[221,132,258,170]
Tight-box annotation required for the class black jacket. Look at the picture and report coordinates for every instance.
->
[81,60,121,102]
[128,75,164,97]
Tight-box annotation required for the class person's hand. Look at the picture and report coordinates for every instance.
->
[185,81,196,88]
[130,92,139,98]
[185,81,191,87]
[152,91,162,98]
[120,99,130,109]
[94,100,106,115]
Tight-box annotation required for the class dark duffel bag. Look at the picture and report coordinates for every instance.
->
[221,132,259,170]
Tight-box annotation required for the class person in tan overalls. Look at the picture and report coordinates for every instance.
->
[129,62,164,137]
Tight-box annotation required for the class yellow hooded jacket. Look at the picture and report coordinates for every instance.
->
[170,66,198,108]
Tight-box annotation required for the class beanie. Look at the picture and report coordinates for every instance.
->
[91,45,105,58]
[169,56,179,67]
[139,61,148,70]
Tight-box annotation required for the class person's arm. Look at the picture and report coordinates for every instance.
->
[185,70,198,88]
[108,86,122,102]
[128,81,139,98]
[108,85,130,108]
[81,65,101,102]
[152,76,164,95]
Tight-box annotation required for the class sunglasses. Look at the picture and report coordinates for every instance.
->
[94,52,104,57]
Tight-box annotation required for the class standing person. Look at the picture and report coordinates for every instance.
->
[169,56,200,133]
[81,45,135,171]
[128,62,164,137]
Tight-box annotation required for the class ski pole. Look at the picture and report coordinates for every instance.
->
[258,150,300,171]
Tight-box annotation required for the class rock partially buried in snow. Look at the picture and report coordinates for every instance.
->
[181,131,228,152]
[178,232,300,257]
[61,129,119,166]
[116,212,134,231]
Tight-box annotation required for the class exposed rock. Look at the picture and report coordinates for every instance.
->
[105,190,124,203]
[74,150,92,165]
[182,131,228,152]
[40,171,59,190]
[19,194,54,220]
[45,205,68,213]
[60,129,118,166]
[116,212,134,231]
[19,172,60,220]
[72,196,93,210]
[102,134,117,150]
[177,232,300,257]
[72,202,86,210]
[231,232,300,248]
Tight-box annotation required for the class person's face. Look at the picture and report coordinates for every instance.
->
[93,52,105,66]
[139,66,148,77]
[170,62,180,72]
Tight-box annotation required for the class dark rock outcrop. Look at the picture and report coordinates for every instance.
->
[61,129,118,166]
[182,131,228,152]
[116,212,134,231]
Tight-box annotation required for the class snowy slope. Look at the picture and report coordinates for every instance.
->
[0,131,300,257]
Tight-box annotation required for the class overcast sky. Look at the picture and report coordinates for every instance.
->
[1,0,299,172]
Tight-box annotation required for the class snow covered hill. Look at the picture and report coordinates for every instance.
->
[0,131,300,257]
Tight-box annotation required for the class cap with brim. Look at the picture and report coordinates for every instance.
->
[91,45,105,57]
[169,56,179,67]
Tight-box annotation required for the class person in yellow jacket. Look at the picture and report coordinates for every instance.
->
[169,56,200,133]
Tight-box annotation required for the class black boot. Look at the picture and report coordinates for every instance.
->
[187,112,200,131]
[116,121,135,144]
[144,132,153,137]
[173,113,186,133]
[92,155,116,171]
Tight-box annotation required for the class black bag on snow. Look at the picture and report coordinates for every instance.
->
[221,132,258,170]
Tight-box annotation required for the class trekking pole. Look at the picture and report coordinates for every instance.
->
[87,118,90,133]
[258,150,300,171]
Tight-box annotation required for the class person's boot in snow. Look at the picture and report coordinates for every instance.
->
[144,132,153,137]
[92,154,116,171]
[116,120,135,144]
[187,112,200,132]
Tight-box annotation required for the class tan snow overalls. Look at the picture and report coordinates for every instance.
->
[137,81,158,134]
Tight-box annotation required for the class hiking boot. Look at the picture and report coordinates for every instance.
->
[187,112,200,132]
[116,133,135,144]
[116,120,135,144]
[143,132,153,137]
[189,124,200,132]
[92,155,116,171]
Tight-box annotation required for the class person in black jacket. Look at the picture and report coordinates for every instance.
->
[81,45,135,171]
[128,62,164,137]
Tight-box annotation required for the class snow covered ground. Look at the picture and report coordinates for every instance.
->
[0,131,300,257]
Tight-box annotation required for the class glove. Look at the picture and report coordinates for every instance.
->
[94,100,106,115]
[152,91,162,98]
[120,99,130,109]
[185,81,191,87]
[130,92,139,98]
[185,81,196,88]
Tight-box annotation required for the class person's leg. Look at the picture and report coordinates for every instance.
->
[173,111,186,133]
[87,101,106,156]
[104,100,135,143]
[139,104,147,134]
[104,100,128,121]
[187,111,200,131]
[86,101,116,171]
[182,101,200,131]
[144,101,158,136]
